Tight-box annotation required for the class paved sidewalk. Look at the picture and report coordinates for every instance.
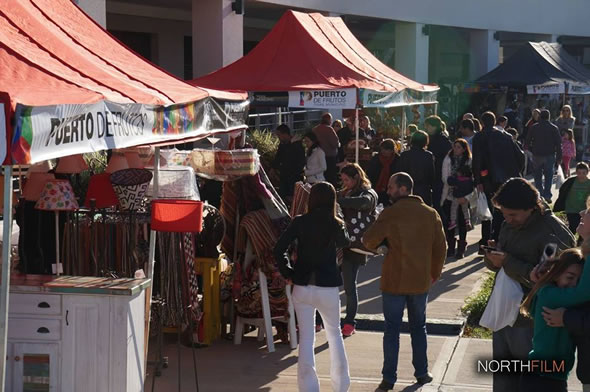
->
[146,331,584,391]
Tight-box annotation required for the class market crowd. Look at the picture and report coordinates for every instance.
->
[271,107,590,392]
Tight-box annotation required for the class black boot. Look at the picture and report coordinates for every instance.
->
[456,240,467,259]
[446,237,456,258]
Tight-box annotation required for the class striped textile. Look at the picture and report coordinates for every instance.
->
[238,210,289,318]
[289,181,311,217]
[183,233,201,323]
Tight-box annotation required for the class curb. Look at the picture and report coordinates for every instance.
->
[353,314,466,335]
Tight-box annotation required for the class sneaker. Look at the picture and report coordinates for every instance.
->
[341,323,355,337]
[416,372,434,385]
[377,379,394,391]
[315,324,323,333]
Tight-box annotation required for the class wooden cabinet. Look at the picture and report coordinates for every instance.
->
[6,284,147,392]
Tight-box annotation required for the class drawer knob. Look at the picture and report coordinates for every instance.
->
[37,302,51,308]
[14,356,20,362]
[37,327,50,334]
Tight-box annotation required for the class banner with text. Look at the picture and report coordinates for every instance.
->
[288,88,357,109]
[11,97,249,164]
[360,89,438,108]
[568,83,590,95]
[526,83,565,95]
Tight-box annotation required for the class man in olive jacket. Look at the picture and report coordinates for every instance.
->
[483,178,575,392]
[362,172,446,391]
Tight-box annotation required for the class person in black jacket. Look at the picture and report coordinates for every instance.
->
[274,182,351,392]
[425,115,452,211]
[366,139,399,206]
[272,124,306,203]
[397,130,435,206]
[525,109,562,202]
[472,111,525,246]
[338,163,378,337]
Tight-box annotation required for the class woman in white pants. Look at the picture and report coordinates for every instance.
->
[274,182,351,392]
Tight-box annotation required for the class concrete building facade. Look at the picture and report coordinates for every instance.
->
[76,0,590,86]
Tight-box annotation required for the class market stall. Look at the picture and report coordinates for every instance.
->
[0,0,249,390]
[474,41,590,144]
[190,10,439,161]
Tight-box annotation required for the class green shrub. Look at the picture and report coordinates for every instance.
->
[461,271,495,338]
[246,129,279,173]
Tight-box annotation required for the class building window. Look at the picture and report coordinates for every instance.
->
[109,30,153,62]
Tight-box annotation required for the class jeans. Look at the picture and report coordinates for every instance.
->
[341,258,361,326]
[492,326,533,392]
[382,292,429,385]
[292,285,350,392]
[533,154,556,200]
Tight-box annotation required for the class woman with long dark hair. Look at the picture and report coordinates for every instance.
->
[302,131,327,184]
[520,247,590,392]
[274,182,351,392]
[441,138,474,259]
[338,163,378,337]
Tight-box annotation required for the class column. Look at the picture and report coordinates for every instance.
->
[469,30,500,80]
[157,31,185,79]
[192,0,243,78]
[75,0,106,28]
[394,22,429,83]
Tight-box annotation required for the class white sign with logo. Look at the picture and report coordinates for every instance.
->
[568,83,590,95]
[288,88,357,109]
[526,83,565,95]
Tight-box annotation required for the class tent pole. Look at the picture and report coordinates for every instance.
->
[144,147,160,373]
[0,167,13,391]
[401,109,407,151]
[355,108,359,164]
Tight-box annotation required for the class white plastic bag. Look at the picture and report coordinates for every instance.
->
[479,268,524,331]
[476,192,493,221]
[555,166,565,188]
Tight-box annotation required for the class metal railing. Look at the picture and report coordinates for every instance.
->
[248,109,323,133]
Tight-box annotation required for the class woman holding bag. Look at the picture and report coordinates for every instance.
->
[440,138,475,259]
[273,182,351,392]
[338,163,378,337]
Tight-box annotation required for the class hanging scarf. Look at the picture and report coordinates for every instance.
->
[376,154,394,192]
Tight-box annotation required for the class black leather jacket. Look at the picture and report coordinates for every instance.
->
[273,210,350,287]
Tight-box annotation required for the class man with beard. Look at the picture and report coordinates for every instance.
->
[362,172,446,392]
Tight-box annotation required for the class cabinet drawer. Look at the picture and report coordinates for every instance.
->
[9,293,61,316]
[8,318,61,341]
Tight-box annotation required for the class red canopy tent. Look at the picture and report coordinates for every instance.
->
[0,0,248,166]
[191,10,438,109]
[0,1,249,388]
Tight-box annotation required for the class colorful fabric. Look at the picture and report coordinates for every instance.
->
[562,137,576,158]
[290,182,311,217]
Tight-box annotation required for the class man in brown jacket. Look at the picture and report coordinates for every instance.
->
[363,172,447,392]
